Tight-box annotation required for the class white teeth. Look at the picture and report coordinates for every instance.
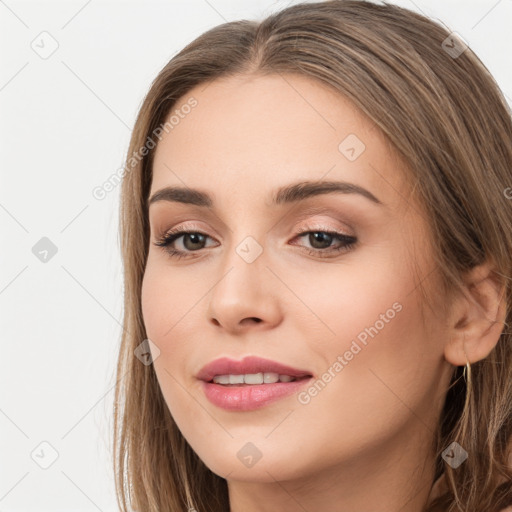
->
[212,373,297,385]
[264,372,279,383]
[213,375,230,384]
[244,373,263,385]
[229,374,244,385]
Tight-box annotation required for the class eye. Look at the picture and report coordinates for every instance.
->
[291,226,357,258]
[153,225,357,260]
[154,227,217,260]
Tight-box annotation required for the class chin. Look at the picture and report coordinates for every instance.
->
[194,444,312,483]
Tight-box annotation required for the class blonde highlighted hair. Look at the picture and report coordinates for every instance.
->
[112,1,512,510]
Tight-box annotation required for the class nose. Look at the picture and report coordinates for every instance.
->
[206,241,283,334]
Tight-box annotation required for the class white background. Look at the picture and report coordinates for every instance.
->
[1,0,511,510]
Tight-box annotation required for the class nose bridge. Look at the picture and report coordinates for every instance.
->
[214,230,267,300]
[206,227,281,328]
[217,204,269,272]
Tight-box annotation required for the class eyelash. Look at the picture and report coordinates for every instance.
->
[153,225,357,260]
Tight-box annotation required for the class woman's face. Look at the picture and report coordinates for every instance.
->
[141,73,454,487]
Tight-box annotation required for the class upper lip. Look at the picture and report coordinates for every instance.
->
[196,356,314,382]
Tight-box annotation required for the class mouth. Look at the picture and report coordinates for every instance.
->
[196,355,314,383]
[208,373,312,386]
[196,356,314,411]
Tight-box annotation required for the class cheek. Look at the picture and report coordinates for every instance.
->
[307,275,440,423]
[140,261,190,380]
[140,263,202,427]
[295,248,438,408]
[140,258,208,387]
[141,258,191,341]
[290,247,411,351]
[141,265,166,342]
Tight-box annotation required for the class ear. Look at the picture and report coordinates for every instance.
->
[444,261,507,366]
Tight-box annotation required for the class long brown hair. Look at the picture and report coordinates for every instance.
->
[112,1,512,510]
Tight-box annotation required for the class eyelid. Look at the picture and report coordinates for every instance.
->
[157,211,355,238]
[291,215,355,240]
[158,219,353,240]
[156,220,214,238]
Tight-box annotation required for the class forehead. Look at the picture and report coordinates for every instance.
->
[150,73,409,209]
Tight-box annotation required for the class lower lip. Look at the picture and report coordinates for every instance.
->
[200,378,312,411]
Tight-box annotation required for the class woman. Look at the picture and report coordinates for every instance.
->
[112,1,512,510]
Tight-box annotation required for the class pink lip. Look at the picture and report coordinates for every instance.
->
[196,356,313,382]
[196,356,313,411]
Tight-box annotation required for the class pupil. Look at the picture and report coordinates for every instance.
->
[310,232,332,249]
[185,233,205,250]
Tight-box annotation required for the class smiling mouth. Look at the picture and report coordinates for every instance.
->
[200,365,314,411]
[209,373,313,386]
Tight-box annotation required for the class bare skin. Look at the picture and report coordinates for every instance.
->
[141,73,505,512]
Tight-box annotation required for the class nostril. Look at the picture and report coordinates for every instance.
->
[241,317,262,325]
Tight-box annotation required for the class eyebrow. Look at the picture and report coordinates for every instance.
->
[148,180,383,208]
